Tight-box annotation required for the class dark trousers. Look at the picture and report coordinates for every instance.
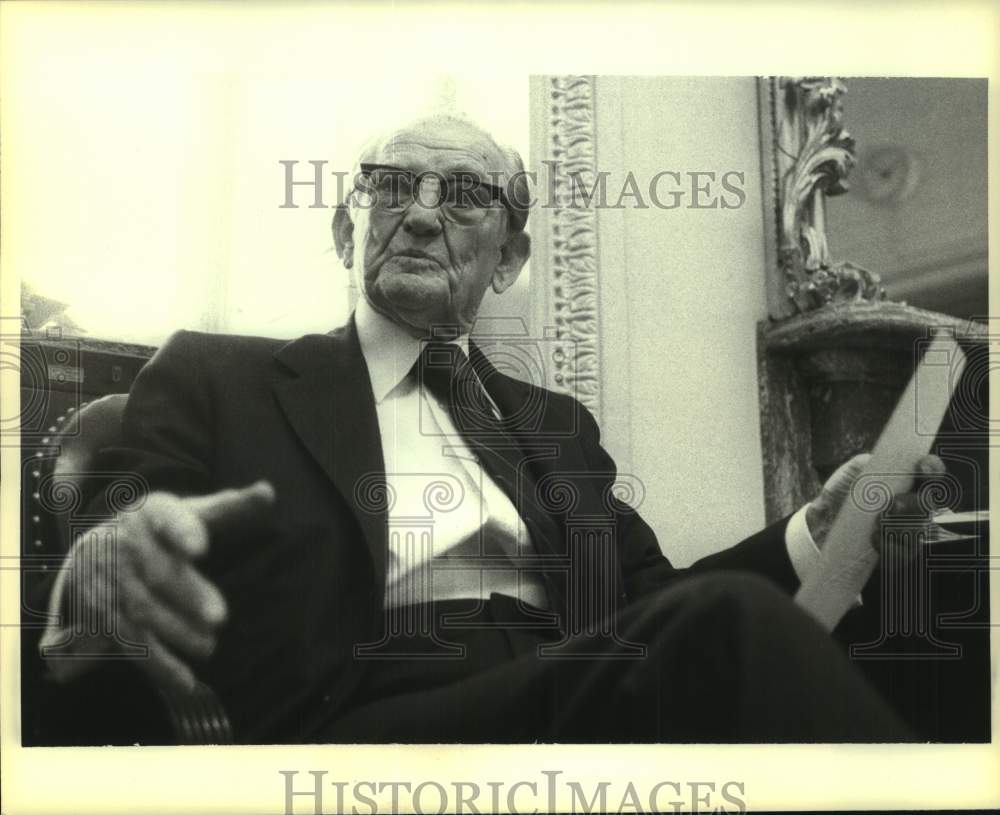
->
[318,573,913,743]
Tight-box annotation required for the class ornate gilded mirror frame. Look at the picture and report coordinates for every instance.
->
[755,76,986,520]
[757,76,884,320]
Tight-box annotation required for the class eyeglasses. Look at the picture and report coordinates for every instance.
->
[355,163,509,224]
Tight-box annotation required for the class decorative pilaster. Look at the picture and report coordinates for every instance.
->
[535,75,602,421]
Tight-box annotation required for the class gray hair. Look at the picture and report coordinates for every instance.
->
[354,113,530,234]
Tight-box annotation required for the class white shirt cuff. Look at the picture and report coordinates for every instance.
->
[784,503,863,608]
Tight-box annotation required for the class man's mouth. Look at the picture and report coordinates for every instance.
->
[392,249,438,262]
[388,250,444,270]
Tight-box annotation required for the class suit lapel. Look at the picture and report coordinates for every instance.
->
[469,340,590,482]
[272,318,388,592]
[469,340,595,552]
[269,330,594,604]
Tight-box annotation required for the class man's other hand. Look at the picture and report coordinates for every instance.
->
[805,453,948,555]
[47,481,275,691]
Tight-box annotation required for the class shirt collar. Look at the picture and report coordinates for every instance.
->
[355,296,470,404]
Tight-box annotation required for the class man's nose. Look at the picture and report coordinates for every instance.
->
[402,203,443,236]
[402,177,444,236]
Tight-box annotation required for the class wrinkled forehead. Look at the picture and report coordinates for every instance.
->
[362,119,508,180]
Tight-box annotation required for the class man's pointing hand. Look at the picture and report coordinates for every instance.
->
[44,481,276,691]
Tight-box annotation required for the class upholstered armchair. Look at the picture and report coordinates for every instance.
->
[24,394,233,745]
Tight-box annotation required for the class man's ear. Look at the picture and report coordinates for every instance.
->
[332,204,355,269]
[492,231,531,294]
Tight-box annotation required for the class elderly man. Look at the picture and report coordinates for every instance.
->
[34,114,938,743]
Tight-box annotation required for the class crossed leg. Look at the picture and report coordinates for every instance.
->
[321,572,912,743]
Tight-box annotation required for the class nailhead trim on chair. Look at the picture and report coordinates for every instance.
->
[30,401,90,569]
[29,398,234,744]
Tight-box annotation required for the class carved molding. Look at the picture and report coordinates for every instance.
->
[543,75,602,419]
[764,77,885,313]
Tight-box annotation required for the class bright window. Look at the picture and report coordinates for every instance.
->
[13,71,528,346]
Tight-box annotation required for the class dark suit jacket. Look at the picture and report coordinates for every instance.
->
[28,317,800,743]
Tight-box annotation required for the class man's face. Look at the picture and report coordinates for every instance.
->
[348,118,519,336]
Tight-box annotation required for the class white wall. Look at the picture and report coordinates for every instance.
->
[592,77,769,566]
[7,49,529,345]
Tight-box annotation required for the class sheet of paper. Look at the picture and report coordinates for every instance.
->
[795,331,967,631]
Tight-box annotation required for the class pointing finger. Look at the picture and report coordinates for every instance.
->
[184,481,276,537]
[140,493,210,559]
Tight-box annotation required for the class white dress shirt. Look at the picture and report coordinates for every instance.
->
[355,298,826,607]
[355,297,550,609]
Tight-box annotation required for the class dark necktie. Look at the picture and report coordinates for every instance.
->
[414,342,565,611]
[415,341,527,494]
[417,342,504,427]
[416,344,640,649]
